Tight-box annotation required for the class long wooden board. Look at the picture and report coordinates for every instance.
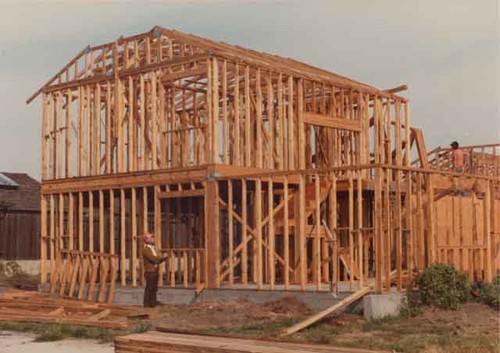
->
[281,286,372,336]
[115,331,388,353]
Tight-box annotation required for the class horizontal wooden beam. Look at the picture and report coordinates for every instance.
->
[42,166,209,194]
[41,55,209,94]
[158,189,204,198]
[303,112,362,132]
[383,84,408,94]
[161,67,207,82]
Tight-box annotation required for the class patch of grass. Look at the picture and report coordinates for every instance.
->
[0,320,151,343]
[34,326,66,342]
[202,317,300,338]
[361,315,401,331]
[332,331,499,353]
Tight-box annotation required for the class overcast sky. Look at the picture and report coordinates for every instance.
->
[0,0,498,180]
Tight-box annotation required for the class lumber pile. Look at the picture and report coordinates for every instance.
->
[0,291,148,329]
[115,331,389,353]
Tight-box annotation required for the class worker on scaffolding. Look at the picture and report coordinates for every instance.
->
[450,141,465,173]
[142,232,167,307]
[450,141,468,196]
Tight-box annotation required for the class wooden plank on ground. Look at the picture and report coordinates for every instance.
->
[115,331,388,353]
[280,286,372,336]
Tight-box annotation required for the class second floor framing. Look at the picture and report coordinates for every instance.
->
[31,26,411,182]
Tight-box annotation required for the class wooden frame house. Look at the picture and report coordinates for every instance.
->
[28,26,499,300]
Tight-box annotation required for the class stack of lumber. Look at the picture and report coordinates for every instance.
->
[115,332,388,353]
[0,291,148,329]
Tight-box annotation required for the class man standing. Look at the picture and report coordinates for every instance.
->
[142,232,167,308]
[450,141,465,173]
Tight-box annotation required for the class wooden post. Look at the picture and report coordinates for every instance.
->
[255,179,263,288]
[131,188,138,286]
[68,192,74,251]
[110,189,115,256]
[426,174,436,265]
[256,69,263,168]
[212,58,219,164]
[65,90,72,178]
[222,60,228,164]
[234,64,241,166]
[268,178,275,289]
[329,173,338,292]
[139,76,145,171]
[244,66,251,167]
[99,190,104,253]
[105,82,112,174]
[154,186,162,286]
[298,80,305,169]
[283,176,289,288]
[278,74,284,170]
[151,72,158,169]
[41,196,48,283]
[95,83,101,175]
[287,76,294,169]
[241,179,248,285]
[484,181,492,282]
[78,192,83,251]
[205,180,220,288]
[374,167,383,293]
[41,94,48,180]
[298,174,306,289]
[120,189,126,286]
[267,72,274,169]
[228,180,234,285]
[348,177,354,291]
[357,176,363,289]
[89,191,94,252]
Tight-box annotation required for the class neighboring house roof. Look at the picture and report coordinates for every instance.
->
[0,172,40,212]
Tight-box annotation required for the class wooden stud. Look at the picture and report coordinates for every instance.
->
[78,192,83,251]
[357,176,363,289]
[120,189,126,286]
[268,178,275,289]
[256,69,263,168]
[41,196,48,283]
[131,188,138,286]
[255,179,263,288]
[89,191,94,252]
[244,66,251,167]
[234,64,241,166]
[348,177,354,291]
[99,190,104,253]
[283,176,289,289]
[314,174,321,290]
[228,180,234,285]
[241,179,248,285]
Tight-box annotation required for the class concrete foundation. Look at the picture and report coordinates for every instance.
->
[114,287,352,311]
[363,293,404,320]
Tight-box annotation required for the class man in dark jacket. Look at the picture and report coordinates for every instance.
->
[142,232,167,307]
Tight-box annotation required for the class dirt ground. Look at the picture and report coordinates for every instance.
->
[151,298,499,353]
[0,281,498,353]
[155,296,311,331]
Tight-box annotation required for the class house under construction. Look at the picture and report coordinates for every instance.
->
[27,26,500,301]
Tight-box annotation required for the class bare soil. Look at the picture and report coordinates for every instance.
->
[151,299,499,353]
[155,296,310,331]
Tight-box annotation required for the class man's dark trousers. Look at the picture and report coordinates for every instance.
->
[144,272,159,307]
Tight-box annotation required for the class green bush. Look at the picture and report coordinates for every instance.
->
[416,264,469,310]
[472,276,500,309]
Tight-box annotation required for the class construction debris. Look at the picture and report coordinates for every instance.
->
[0,291,148,329]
